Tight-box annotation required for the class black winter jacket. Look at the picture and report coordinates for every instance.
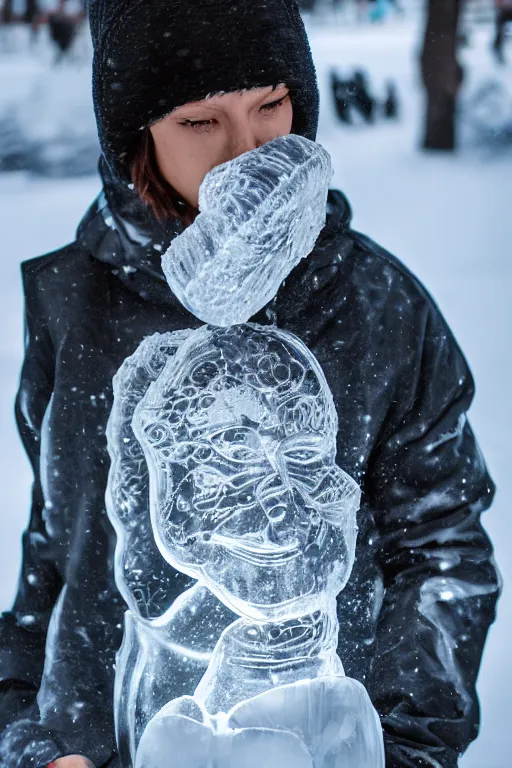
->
[0,167,499,768]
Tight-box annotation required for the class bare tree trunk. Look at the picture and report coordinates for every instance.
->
[421,0,464,151]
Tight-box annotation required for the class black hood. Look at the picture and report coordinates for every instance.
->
[88,0,319,179]
[76,155,352,308]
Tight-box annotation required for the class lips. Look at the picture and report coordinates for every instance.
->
[210,532,301,567]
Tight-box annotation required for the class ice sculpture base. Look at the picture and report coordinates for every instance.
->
[135,676,385,768]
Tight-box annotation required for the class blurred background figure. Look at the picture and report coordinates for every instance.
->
[46,0,86,63]
[330,69,376,123]
[330,69,352,122]
[493,0,512,63]
[350,69,375,118]
[383,80,399,116]
[330,67,399,123]
[368,0,391,23]
[1,0,85,50]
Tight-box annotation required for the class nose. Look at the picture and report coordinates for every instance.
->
[226,118,260,160]
[257,474,291,525]
[257,474,313,550]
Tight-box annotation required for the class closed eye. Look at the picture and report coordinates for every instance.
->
[281,434,327,466]
[208,427,263,463]
[259,93,290,114]
[179,118,217,133]
[283,449,323,464]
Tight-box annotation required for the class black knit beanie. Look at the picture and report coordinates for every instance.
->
[88,0,319,181]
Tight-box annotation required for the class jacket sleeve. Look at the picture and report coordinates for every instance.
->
[365,297,500,768]
[0,265,65,767]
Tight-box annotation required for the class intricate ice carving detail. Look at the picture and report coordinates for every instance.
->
[133,324,360,622]
[106,330,193,622]
[107,323,385,766]
[162,135,332,326]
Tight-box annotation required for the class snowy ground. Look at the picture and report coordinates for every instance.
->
[0,13,510,767]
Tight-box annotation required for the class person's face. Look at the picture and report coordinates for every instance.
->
[149,85,293,208]
[135,330,360,622]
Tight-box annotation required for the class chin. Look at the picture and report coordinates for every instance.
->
[204,553,343,622]
[213,586,321,623]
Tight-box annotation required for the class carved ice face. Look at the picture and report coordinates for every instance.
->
[133,325,360,621]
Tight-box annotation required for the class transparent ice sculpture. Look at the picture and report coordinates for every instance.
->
[161,135,332,326]
[106,330,193,622]
[107,324,385,767]
[106,330,239,761]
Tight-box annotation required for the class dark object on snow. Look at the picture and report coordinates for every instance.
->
[383,80,399,119]
[88,0,319,181]
[330,71,352,123]
[350,70,375,123]
[421,0,464,150]
[330,69,376,124]
[0,156,499,767]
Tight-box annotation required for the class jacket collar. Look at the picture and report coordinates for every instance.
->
[76,157,187,307]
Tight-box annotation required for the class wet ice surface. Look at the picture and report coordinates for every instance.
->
[162,135,331,326]
[107,323,383,765]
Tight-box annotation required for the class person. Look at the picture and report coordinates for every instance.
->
[0,1,499,767]
[46,1,86,64]
[493,0,512,64]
